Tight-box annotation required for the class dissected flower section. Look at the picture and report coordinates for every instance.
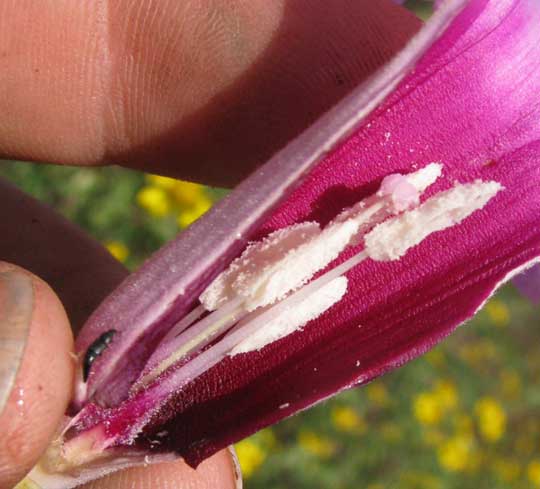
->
[35,163,503,482]
[136,164,501,390]
[21,0,540,487]
[139,165,442,383]
[131,0,538,468]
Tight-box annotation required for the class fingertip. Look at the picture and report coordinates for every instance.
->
[83,448,241,489]
[0,262,74,488]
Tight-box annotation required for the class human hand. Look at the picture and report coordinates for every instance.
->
[0,1,420,487]
[0,184,241,489]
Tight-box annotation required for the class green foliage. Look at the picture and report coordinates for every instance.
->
[0,161,223,269]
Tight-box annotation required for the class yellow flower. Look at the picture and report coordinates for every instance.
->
[143,176,214,227]
[298,430,336,458]
[493,458,520,482]
[235,439,266,479]
[433,380,458,411]
[413,392,442,426]
[140,174,215,227]
[366,382,390,407]
[330,406,366,434]
[437,434,474,472]
[145,174,178,191]
[474,397,506,442]
[485,299,510,327]
[105,241,129,263]
[529,460,540,486]
[177,196,212,228]
[136,186,171,217]
[171,180,207,207]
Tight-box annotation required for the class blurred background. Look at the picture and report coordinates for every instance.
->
[1,1,539,488]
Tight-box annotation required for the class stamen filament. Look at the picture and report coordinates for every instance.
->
[161,304,206,342]
[142,255,369,392]
[140,297,244,385]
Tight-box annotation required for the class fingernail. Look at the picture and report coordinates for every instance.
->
[227,446,243,489]
[0,270,34,416]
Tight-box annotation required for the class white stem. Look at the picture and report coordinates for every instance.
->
[161,304,206,342]
[142,297,244,385]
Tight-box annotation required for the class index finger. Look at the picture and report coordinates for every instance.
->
[0,0,420,186]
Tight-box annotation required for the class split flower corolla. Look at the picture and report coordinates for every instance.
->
[20,0,540,488]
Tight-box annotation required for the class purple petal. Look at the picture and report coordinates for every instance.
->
[135,0,539,465]
[514,264,540,303]
[72,0,540,473]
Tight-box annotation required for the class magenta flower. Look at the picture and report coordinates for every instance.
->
[27,0,540,487]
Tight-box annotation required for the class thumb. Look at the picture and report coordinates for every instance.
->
[83,448,241,489]
[0,264,241,489]
[0,262,74,489]
[0,184,241,488]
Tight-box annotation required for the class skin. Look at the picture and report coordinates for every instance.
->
[0,1,421,487]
